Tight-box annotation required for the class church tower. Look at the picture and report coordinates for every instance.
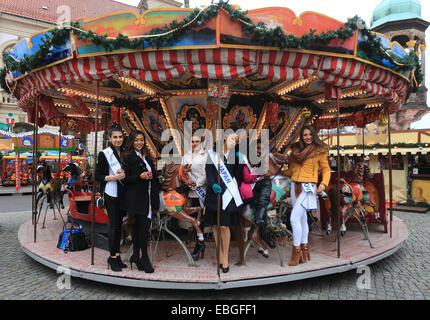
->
[371,0,429,130]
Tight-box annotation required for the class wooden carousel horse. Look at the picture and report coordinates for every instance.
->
[324,161,377,248]
[156,163,205,265]
[240,151,292,265]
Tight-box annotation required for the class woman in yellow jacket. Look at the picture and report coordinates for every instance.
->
[285,125,331,266]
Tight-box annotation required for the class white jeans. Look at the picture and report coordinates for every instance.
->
[290,182,310,247]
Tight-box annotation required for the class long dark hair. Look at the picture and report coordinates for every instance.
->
[122,130,152,161]
[107,123,125,152]
[292,125,329,152]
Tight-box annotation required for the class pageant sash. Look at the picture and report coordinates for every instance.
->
[300,183,318,210]
[208,150,243,210]
[102,147,122,174]
[180,157,206,205]
[190,172,206,203]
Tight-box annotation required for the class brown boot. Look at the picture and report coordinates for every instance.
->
[288,246,303,266]
[301,244,310,263]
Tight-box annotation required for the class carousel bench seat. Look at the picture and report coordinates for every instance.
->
[74,195,92,202]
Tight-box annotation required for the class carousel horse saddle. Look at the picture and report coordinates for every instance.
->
[341,182,365,204]
[161,190,186,212]
[268,184,287,209]
[38,181,53,194]
[349,183,363,200]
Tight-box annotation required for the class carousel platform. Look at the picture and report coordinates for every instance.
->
[18,211,408,290]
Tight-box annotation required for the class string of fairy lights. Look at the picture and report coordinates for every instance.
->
[47,74,393,155]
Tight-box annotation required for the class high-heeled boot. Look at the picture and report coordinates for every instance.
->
[107,256,122,272]
[140,254,154,273]
[288,246,304,266]
[254,206,276,249]
[129,254,145,271]
[116,255,128,268]
[191,240,206,261]
[301,244,310,263]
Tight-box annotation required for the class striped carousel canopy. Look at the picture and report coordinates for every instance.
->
[1,1,421,143]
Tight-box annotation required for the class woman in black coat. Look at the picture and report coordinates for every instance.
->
[95,125,127,272]
[204,132,244,273]
[122,130,160,273]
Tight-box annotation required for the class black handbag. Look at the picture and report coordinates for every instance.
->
[65,231,89,253]
[57,223,89,253]
[95,195,105,209]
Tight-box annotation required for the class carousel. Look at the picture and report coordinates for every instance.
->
[3,1,417,289]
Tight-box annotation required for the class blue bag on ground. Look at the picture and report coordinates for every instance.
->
[57,223,87,252]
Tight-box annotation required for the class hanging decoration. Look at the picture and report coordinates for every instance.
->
[39,95,61,121]
[355,113,365,128]
[110,106,121,125]
[208,80,230,109]
[206,99,220,121]
[265,102,279,126]
[65,93,91,116]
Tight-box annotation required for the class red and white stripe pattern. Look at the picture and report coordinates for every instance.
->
[318,57,366,88]
[258,51,320,81]
[186,49,258,79]
[15,48,411,114]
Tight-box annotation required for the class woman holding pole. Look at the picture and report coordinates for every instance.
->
[285,125,331,266]
[204,132,243,273]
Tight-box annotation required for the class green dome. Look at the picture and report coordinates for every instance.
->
[371,0,422,28]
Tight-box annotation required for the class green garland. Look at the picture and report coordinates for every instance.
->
[0,0,422,93]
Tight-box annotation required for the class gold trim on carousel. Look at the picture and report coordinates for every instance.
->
[160,97,182,154]
[316,89,366,104]
[118,77,157,95]
[365,103,384,109]
[64,113,101,118]
[57,87,114,103]
[276,76,318,96]
[54,102,97,112]
[124,109,158,158]
[319,113,354,119]
[277,111,303,150]
[170,90,208,96]
[256,107,267,138]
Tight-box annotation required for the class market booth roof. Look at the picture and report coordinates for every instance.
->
[1,1,422,140]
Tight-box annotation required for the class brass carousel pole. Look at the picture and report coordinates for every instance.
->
[91,82,100,265]
[58,119,62,178]
[387,105,393,238]
[336,87,341,258]
[32,97,40,243]
[216,81,222,278]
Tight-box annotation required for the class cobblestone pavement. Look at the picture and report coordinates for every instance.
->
[0,209,429,300]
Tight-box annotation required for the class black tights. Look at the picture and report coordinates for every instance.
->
[105,194,125,256]
[131,214,150,258]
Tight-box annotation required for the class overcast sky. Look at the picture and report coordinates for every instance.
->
[116,0,430,128]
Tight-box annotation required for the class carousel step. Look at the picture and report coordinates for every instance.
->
[389,205,429,213]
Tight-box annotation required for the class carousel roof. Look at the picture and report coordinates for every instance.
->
[0,1,424,155]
